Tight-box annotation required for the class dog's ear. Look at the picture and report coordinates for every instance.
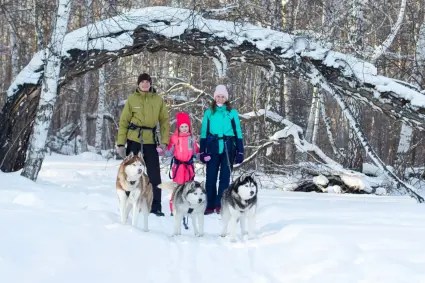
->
[126,151,134,160]
[200,180,205,188]
[137,151,143,159]
[239,173,247,183]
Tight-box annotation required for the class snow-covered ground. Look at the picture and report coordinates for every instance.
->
[1,153,425,283]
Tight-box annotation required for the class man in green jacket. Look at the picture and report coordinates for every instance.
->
[116,73,170,216]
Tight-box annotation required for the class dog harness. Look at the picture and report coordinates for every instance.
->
[124,178,150,197]
[128,122,159,146]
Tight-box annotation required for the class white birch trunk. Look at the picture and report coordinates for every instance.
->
[394,19,425,175]
[319,94,344,160]
[312,89,320,145]
[21,0,72,181]
[305,87,318,143]
[95,66,106,154]
[283,74,295,162]
[306,62,424,203]
[370,0,406,63]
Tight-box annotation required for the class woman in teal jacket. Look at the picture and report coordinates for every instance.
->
[199,85,244,214]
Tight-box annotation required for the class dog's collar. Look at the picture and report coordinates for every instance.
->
[126,179,139,186]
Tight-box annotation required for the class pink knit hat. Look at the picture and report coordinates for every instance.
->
[214,85,229,100]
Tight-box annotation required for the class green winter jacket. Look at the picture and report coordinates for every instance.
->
[200,106,243,154]
[117,88,170,146]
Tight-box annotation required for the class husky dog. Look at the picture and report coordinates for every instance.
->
[220,173,258,242]
[158,181,207,237]
[116,152,153,231]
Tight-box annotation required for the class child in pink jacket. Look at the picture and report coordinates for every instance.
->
[165,112,200,214]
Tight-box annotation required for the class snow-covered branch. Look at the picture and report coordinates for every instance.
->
[2,6,425,172]
[304,60,424,203]
[239,109,343,169]
[370,0,406,63]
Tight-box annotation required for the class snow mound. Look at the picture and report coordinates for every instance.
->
[313,175,329,186]
[13,193,43,206]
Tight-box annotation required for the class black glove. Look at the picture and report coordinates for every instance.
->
[234,152,244,164]
[236,138,244,154]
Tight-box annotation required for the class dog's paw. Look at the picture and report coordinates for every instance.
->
[229,237,237,243]
[143,228,149,232]
[196,232,204,237]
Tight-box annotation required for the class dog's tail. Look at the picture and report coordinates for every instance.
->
[157,181,178,192]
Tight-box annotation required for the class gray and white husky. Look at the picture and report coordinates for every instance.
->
[220,173,258,242]
[158,181,207,237]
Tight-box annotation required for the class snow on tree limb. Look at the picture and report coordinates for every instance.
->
[304,61,424,203]
[237,109,386,194]
[238,109,343,169]
[2,6,425,172]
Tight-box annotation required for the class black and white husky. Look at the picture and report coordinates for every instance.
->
[220,173,258,242]
[158,181,207,237]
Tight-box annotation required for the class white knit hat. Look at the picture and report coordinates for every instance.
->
[214,85,229,100]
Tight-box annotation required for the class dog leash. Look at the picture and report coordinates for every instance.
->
[182,208,193,230]
[183,217,189,230]
[224,138,234,182]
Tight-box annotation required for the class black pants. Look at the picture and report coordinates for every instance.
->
[205,138,235,210]
[126,140,162,212]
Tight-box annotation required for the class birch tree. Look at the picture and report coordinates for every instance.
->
[394,18,425,176]
[305,62,424,203]
[79,0,94,153]
[370,0,407,63]
[21,0,72,180]
[95,66,106,154]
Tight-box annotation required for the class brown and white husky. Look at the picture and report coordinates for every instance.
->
[116,151,153,231]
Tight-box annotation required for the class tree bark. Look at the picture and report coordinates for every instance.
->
[2,7,425,172]
[95,65,105,154]
[304,61,424,203]
[20,0,72,180]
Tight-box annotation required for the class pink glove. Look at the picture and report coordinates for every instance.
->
[156,147,164,156]
[204,156,211,162]
[156,144,167,156]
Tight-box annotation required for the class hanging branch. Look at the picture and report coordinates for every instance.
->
[370,0,407,63]
[303,60,424,203]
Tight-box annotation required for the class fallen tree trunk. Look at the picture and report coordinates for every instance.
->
[1,6,425,172]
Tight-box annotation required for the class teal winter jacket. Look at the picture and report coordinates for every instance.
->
[200,106,243,154]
